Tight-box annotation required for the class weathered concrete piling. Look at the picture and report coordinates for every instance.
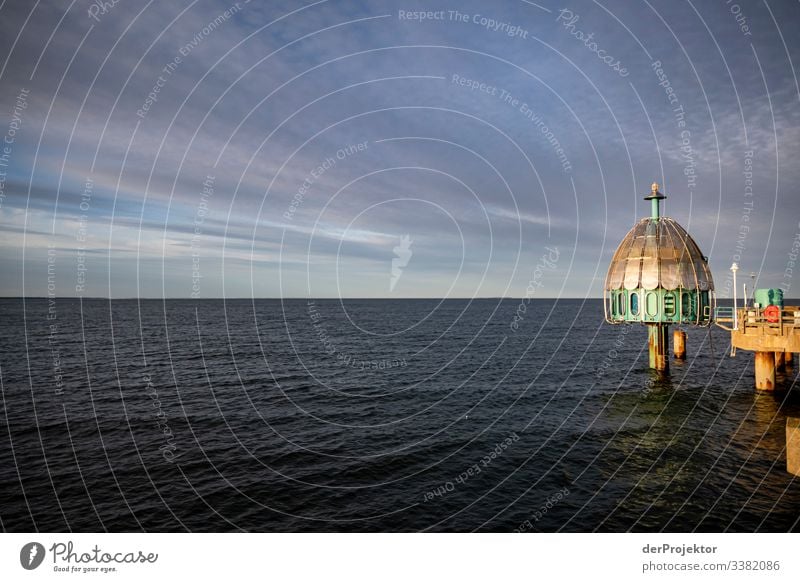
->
[787,418,800,477]
[673,330,687,360]
[754,351,776,391]
[775,351,786,373]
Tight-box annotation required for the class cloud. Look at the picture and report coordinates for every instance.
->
[0,0,798,297]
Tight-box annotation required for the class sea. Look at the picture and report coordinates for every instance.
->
[1,298,798,532]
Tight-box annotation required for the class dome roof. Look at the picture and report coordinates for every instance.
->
[605,217,714,291]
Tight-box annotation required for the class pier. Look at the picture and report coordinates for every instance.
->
[715,305,799,390]
[716,304,799,477]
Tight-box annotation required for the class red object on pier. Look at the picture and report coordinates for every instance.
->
[764,305,780,323]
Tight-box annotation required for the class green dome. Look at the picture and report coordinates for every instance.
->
[604,183,715,327]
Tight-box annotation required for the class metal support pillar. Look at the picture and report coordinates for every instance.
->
[648,324,669,372]
[673,330,686,360]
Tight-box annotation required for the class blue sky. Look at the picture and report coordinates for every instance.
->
[0,0,798,298]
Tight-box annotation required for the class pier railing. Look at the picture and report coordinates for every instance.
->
[714,305,800,333]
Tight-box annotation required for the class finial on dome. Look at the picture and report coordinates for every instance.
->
[643,181,666,218]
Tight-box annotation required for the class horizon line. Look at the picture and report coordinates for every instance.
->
[5,295,598,300]
[0,296,784,301]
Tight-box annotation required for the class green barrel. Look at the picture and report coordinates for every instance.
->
[754,288,784,308]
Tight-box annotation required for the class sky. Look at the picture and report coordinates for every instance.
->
[0,0,798,298]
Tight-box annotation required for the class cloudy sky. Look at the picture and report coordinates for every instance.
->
[0,0,797,298]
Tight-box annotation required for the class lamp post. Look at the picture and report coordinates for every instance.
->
[731,263,739,330]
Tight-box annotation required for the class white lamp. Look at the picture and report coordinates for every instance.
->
[730,263,739,330]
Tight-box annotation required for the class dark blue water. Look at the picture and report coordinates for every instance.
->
[1,298,799,532]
